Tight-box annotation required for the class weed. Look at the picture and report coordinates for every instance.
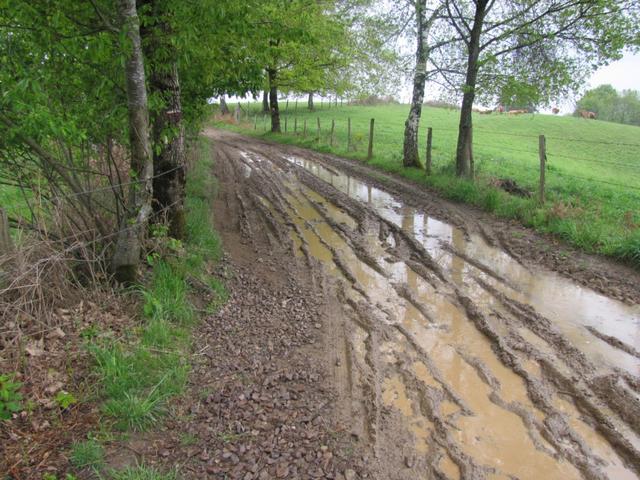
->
[90,340,188,430]
[198,387,214,400]
[217,430,248,443]
[80,324,99,340]
[103,391,165,431]
[481,189,500,212]
[54,390,77,409]
[110,465,176,480]
[205,276,228,313]
[144,260,194,325]
[70,439,104,470]
[142,318,186,349]
[179,432,198,446]
[0,373,22,420]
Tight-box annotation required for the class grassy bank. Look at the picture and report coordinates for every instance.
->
[70,136,223,479]
[214,103,640,267]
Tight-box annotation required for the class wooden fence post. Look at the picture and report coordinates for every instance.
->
[303,119,307,138]
[426,127,433,175]
[330,119,335,147]
[316,117,321,143]
[347,117,352,151]
[0,208,12,256]
[294,117,297,134]
[539,134,546,204]
[284,117,288,133]
[254,115,257,130]
[367,118,375,160]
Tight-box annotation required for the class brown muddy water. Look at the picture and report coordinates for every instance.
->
[217,135,640,480]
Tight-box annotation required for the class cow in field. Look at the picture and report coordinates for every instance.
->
[495,105,505,113]
[552,107,560,114]
[579,110,596,119]
[507,109,528,115]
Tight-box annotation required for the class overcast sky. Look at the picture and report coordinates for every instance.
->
[588,51,640,91]
[229,50,640,109]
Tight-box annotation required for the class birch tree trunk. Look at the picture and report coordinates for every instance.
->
[268,68,281,132]
[402,0,428,169]
[307,92,314,111]
[455,0,488,178]
[111,0,153,283]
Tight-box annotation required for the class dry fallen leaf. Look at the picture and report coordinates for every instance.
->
[25,339,45,356]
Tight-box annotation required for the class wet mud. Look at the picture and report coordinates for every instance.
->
[205,128,640,480]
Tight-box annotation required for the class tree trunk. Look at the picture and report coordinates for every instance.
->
[402,0,428,169]
[112,0,154,283]
[308,92,314,111]
[220,95,230,115]
[455,1,488,178]
[139,0,186,240]
[262,89,270,113]
[149,62,186,239]
[268,68,281,132]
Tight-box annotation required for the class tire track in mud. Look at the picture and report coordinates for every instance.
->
[207,129,640,480]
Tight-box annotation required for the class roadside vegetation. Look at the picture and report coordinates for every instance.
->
[214,103,640,267]
[93,139,221,427]
[1,138,223,479]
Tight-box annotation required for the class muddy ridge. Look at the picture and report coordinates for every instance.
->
[205,128,640,480]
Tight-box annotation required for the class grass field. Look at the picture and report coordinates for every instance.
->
[213,102,640,267]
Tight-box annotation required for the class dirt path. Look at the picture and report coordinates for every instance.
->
[204,128,640,480]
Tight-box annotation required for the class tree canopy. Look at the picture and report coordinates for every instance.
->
[576,84,640,126]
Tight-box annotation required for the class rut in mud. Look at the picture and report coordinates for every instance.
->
[207,128,640,480]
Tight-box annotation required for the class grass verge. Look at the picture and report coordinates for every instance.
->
[79,136,223,478]
[213,103,640,268]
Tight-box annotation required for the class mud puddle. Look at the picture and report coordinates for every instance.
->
[211,133,640,480]
[284,155,640,375]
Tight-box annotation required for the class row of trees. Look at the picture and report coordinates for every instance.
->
[398,0,640,177]
[0,0,262,281]
[1,0,388,282]
[240,0,639,179]
[576,85,640,126]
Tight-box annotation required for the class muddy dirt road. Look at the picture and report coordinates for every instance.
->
[206,128,640,480]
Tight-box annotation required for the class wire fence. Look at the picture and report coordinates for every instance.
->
[0,197,183,299]
[233,107,640,198]
[0,165,184,213]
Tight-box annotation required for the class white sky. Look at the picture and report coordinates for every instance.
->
[229,51,640,111]
[587,51,640,91]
